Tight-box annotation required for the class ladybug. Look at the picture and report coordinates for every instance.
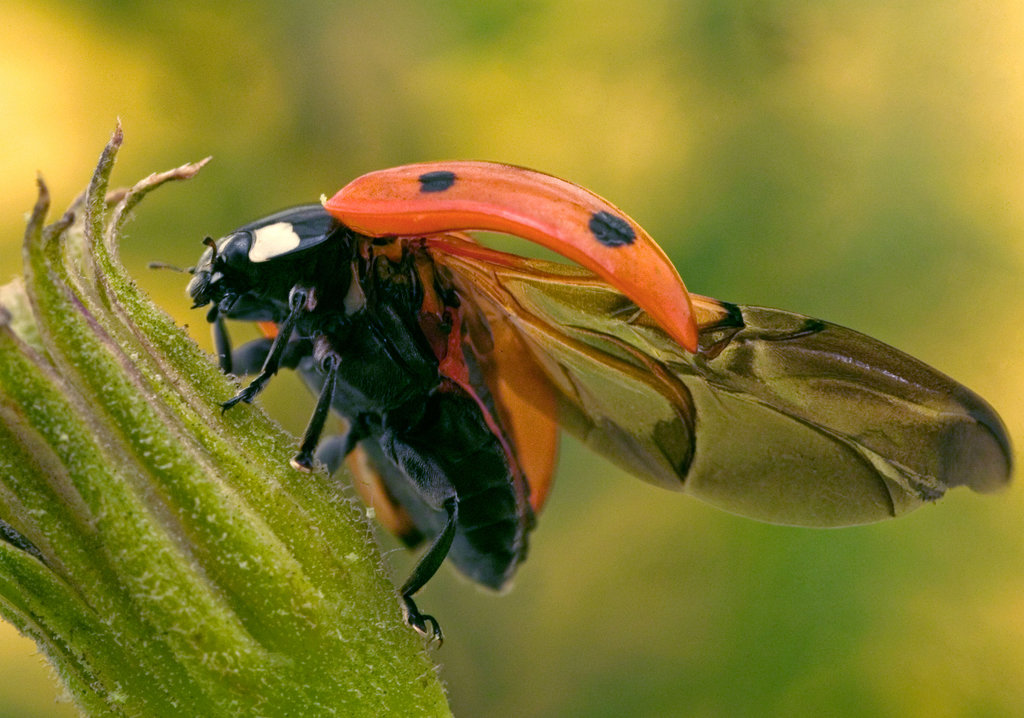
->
[186,161,1012,641]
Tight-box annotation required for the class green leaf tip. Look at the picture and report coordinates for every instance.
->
[0,125,451,717]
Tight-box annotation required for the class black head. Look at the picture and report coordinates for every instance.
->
[187,204,342,320]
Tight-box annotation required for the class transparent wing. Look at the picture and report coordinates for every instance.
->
[432,238,1012,527]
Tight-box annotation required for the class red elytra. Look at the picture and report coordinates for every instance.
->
[323,161,699,353]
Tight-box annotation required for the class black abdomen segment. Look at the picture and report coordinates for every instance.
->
[376,391,532,589]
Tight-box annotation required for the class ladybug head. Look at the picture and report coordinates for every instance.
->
[186,232,252,312]
[187,205,343,321]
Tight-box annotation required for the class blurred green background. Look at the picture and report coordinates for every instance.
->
[2,1,1022,716]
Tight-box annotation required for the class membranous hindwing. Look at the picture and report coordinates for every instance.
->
[431,242,1011,527]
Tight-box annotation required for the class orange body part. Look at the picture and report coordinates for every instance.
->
[323,161,698,353]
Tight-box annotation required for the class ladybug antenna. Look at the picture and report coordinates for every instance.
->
[148,237,217,275]
[147,260,193,274]
[202,236,218,260]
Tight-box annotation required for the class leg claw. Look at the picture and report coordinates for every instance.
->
[402,596,443,646]
[221,384,260,413]
[289,451,315,472]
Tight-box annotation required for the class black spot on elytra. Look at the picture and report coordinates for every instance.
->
[588,211,636,247]
[419,170,457,193]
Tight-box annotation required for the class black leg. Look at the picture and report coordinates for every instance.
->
[213,315,233,373]
[222,286,308,411]
[313,417,370,474]
[313,435,348,475]
[290,352,340,472]
[400,498,457,644]
[227,337,275,376]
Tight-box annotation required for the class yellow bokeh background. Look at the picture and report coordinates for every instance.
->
[2,2,1022,716]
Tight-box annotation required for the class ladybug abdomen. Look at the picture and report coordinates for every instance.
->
[375,390,533,589]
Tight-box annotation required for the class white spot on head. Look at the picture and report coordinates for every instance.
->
[248,222,301,262]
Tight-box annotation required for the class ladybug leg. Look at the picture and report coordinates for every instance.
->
[400,497,458,644]
[313,417,371,474]
[233,337,315,377]
[290,351,341,472]
[225,337,275,376]
[311,435,347,475]
[222,286,308,411]
[213,315,234,373]
[0,516,46,564]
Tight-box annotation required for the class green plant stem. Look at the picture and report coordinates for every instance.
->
[0,124,451,717]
